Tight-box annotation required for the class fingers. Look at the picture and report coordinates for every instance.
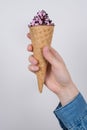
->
[50,47,64,63]
[27,33,31,39]
[28,55,39,72]
[27,44,33,52]
[27,33,39,72]
[28,65,39,72]
[29,55,38,65]
[27,32,32,51]
[43,46,58,67]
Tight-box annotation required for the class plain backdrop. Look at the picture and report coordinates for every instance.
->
[0,0,87,130]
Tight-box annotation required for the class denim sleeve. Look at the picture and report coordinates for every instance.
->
[54,93,87,130]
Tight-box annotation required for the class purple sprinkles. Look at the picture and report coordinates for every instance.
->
[29,10,54,27]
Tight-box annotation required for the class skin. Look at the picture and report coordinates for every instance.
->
[27,33,79,106]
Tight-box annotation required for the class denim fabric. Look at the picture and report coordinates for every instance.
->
[54,93,87,130]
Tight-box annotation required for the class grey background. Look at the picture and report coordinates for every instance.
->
[0,0,87,130]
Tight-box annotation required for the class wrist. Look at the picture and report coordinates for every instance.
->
[56,81,79,106]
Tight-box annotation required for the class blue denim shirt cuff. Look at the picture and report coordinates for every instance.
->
[54,93,87,129]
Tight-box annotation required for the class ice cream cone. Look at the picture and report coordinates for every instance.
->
[29,25,54,93]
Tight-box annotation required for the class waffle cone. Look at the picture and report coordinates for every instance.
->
[29,25,54,93]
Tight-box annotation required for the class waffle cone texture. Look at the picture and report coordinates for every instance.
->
[29,25,54,93]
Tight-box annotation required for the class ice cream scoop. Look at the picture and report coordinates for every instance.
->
[28,10,54,93]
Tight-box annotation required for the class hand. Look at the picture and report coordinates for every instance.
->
[27,33,79,106]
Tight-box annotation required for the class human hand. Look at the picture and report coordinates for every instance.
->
[27,33,79,106]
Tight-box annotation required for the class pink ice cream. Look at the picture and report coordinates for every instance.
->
[29,10,54,27]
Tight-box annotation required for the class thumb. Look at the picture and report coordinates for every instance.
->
[43,46,57,66]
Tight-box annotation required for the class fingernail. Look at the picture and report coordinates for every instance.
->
[32,66,39,71]
[33,60,38,65]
